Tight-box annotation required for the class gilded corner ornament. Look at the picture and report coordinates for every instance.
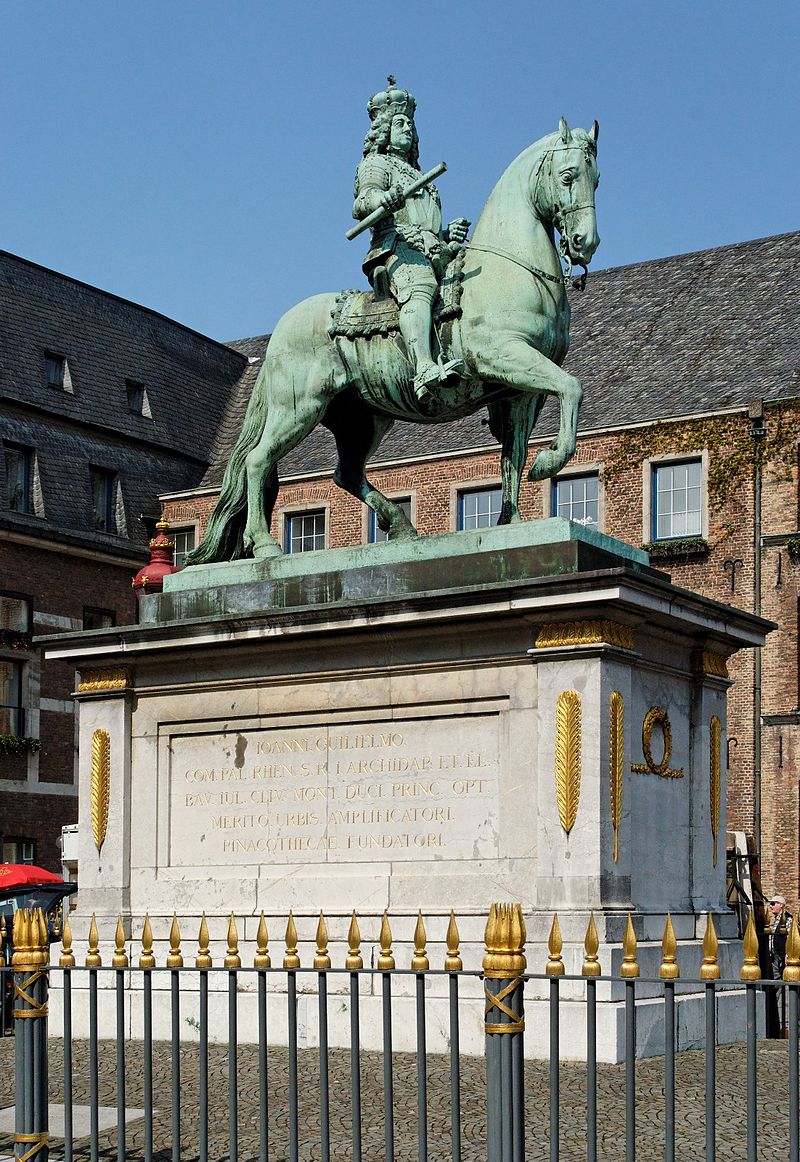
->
[631,706,684,779]
[555,690,582,835]
[710,715,722,867]
[90,729,110,852]
[78,667,131,693]
[609,691,624,862]
[535,619,635,651]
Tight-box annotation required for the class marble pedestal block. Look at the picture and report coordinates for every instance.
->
[45,520,770,1059]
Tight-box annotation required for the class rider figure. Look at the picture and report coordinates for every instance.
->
[353,78,470,402]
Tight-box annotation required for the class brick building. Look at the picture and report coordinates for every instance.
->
[0,251,249,870]
[161,231,800,904]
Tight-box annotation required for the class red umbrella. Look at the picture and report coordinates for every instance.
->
[0,864,64,889]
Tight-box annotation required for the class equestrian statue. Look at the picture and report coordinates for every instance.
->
[188,79,600,563]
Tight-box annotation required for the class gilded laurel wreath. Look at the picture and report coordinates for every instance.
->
[91,728,111,853]
[710,715,722,867]
[555,690,582,835]
[609,691,624,862]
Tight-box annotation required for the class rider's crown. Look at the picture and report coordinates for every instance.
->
[367,76,416,122]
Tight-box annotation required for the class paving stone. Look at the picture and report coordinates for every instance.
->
[0,1037,795,1160]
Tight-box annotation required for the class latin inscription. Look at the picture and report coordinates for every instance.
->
[168,718,499,866]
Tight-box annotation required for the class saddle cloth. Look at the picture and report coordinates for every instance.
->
[328,249,465,340]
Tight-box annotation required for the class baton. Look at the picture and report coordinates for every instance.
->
[346,161,447,241]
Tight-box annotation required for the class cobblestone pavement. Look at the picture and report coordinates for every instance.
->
[0,1037,796,1161]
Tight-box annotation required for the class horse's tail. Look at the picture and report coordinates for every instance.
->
[185,363,271,565]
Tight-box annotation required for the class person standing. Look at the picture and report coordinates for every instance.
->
[764,893,793,1037]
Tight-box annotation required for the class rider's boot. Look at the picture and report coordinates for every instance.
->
[400,289,458,403]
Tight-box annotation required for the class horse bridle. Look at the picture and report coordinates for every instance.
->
[466,143,595,292]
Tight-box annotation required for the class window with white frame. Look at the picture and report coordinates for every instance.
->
[285,510,326,553]
[369,498,412,543]
[552,473,599,528]
[171,527,196,569]
[457,486,502,530]
[652,460,702,540]
[1,839,35,864]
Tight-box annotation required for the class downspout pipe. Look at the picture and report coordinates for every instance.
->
[749,399,766,857]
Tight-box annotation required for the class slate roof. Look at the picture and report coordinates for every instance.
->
[199,230,800,488]
[0,251,248,549]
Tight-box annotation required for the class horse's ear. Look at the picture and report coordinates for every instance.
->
[559,116,573,144]
[588,120,599,147]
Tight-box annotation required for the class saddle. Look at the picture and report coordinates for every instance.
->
[328,248,466,340]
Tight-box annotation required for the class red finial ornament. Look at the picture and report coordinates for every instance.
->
[132,517,180,600]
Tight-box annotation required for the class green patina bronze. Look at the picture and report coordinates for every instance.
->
[189,81,600,564]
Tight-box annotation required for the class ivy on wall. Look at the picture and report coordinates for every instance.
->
[0,735,41,757]
[602,401,800,516]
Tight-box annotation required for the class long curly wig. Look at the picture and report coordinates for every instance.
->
[362,106,420,170]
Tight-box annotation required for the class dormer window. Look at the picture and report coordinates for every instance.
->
[126,379,152,417]
[45,351,73,393]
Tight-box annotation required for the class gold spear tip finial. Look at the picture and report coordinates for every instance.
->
[445,909,462,972]
[700,912,720,980]
[582,912,601,977]
[546,913,565,977]
[620,912,640,978]
[346,910,363,970]
[254,911,271,969]
[196,912,212,970]
[283,910,300,970]
[659,913,680,980]
[740,909,761,981]
[314,911,331,971]
[377,910,395,971]
[411,910,429,972]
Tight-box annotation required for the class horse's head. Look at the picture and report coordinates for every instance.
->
[535,118,600,271]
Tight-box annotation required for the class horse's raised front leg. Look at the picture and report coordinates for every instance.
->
[484,340,583,482]
[487,394,544,522]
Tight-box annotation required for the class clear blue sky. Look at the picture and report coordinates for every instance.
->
[2,2,796,342]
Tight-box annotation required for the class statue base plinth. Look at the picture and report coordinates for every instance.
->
[45,520,769,1060]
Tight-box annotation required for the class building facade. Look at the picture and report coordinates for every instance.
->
[0,251,250,870]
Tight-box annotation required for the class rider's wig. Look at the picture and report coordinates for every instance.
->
[362,106,420,170]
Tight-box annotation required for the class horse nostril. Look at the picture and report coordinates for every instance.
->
[572,233,583,249]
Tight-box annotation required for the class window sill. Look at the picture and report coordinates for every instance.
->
[643,537,710,562]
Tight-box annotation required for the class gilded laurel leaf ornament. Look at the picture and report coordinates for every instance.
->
[710,715,722,867]
[609,691,624,862]
[535,619,635,651]
[555,690,582,835]
[78,667,130,693]
[90,729,111,852]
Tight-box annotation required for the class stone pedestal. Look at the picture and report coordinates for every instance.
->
[44,520,770,1059]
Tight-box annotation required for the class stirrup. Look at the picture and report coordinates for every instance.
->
[437,356,463,384]
[413,363,441,400]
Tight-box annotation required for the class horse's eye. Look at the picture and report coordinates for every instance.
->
[560,173,574,185]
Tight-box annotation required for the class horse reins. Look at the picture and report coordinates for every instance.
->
[466,142,595,292]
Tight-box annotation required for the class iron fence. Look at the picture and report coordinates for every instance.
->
[1,903,799,1162]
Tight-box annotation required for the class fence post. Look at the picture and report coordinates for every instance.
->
[484,902,526,1162]
[13,907,50,1162]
